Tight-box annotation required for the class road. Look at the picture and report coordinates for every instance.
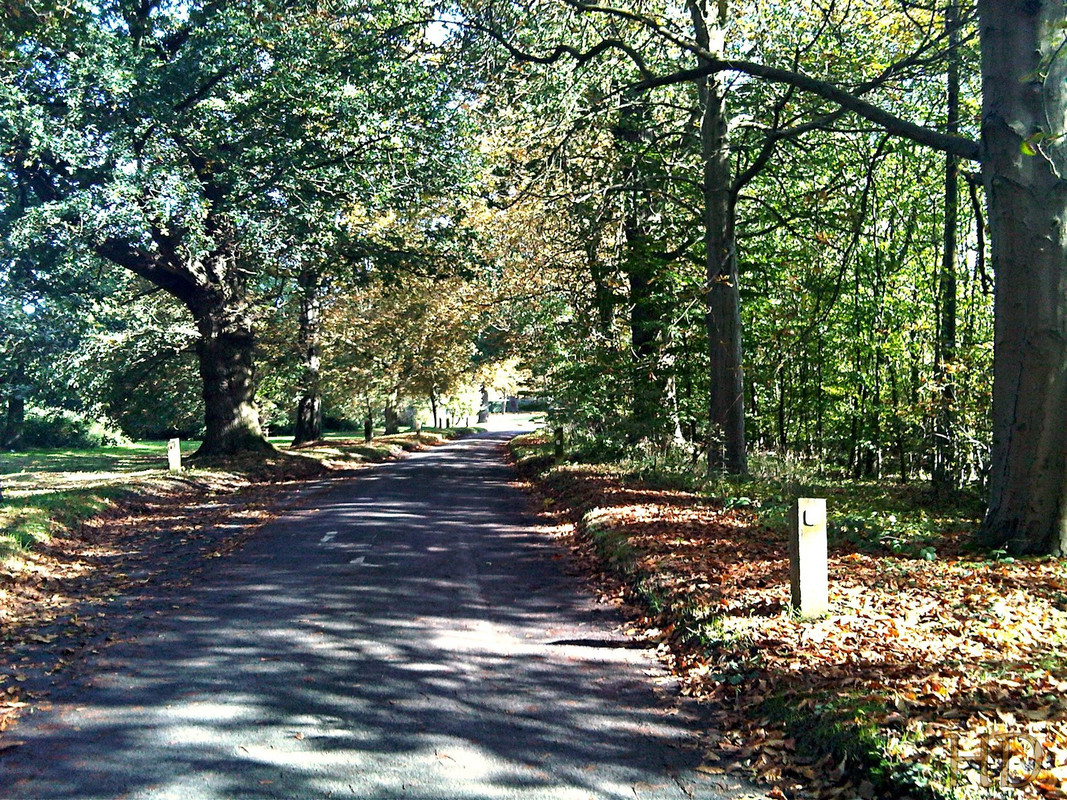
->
[1,429,759,800]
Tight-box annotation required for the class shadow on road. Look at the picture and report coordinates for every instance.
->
[2,433,746,800]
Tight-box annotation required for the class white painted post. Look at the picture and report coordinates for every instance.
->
[789,498,828,617]
[167,438,182,473]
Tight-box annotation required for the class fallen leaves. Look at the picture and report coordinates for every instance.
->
[518,458,1067,799]
[0,459,334,748]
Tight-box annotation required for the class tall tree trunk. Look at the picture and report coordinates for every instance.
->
[186,256,270,457]
[477,384,490,424]
[979,0,1067,554]
[617,88,671,442]
[691,0,747,474]
[292,267,323,446]
[934,0,961,492]
[2,361,26,450]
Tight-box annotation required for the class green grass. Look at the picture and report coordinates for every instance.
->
[0,440,198,480]
[0,487,126,559]
[760,692,951,800]
[511,433,987,560]
[0,424,485,564]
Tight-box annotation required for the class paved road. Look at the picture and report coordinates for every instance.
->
[2,431,759,799]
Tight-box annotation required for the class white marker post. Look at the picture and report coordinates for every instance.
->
[167,438,182,473]
[789,498,828,617]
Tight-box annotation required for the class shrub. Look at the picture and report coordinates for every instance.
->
[20,407,129,449]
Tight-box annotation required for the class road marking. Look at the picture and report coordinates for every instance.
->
[349,556,366,565]
[321,531,338,543]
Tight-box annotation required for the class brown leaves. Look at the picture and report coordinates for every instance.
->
[0,463,318,750]
[522,461,1067,799]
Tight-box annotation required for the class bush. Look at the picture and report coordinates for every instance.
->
[20,407,129,449]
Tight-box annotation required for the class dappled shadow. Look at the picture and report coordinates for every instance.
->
[2,433,742,800]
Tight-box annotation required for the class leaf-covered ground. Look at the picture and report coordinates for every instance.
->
[510,434,1067,800]
[0,430,460,746]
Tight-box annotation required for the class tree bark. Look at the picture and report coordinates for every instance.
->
[292,267,323,446]
[934,0,961,492]
[384,390,401,435]
[186,258,271,457]
[979,0,1067,555]
[691,0,747,474]
[617,88,673,442]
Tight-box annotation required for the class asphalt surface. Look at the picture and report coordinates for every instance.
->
[1,429,761,800]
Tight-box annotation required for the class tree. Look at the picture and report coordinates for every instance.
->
[1,0,469,455]
[977,0,1067,555]
[508,0,1067,552]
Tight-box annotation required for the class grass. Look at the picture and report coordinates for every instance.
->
[0,489,124,559]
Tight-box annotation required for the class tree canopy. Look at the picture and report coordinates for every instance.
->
[3,0,1067,555]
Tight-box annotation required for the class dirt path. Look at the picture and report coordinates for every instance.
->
[1,432,762,799]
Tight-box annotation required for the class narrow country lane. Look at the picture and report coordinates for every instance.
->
[1,431,762,800]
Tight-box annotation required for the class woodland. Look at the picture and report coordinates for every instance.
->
[0,0,1066,561]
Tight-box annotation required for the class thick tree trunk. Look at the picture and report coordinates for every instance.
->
[188,282,270,457]
[979,0,1067,554]
[934,0,961,492]
[384,391,401,435]
[692,0,747,474]
[292,268,323,446]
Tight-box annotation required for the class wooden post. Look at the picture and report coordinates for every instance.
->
[167,438,182,473]
[789,498,828,617]
[554,427,564,458]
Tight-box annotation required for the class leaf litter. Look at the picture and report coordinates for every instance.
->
[512,446,1067,800]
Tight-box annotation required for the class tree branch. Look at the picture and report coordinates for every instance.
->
[632,58,980,161]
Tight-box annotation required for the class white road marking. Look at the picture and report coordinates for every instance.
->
[321,531,338,543]
[349,556,366,565]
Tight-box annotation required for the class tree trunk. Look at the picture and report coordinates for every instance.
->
[934,0,961,492]
[188,284,270,457]
[979,0,1067,554]
[430,390,439,428]
[292,267,323,446]
[692,0,747,474]
[2,394,25,450]
[617,88,672,442]
[384,391,401,435]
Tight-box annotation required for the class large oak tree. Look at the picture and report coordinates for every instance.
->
[1,0,466,454]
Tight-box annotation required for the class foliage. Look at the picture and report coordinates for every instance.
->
[17,407,127,449]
